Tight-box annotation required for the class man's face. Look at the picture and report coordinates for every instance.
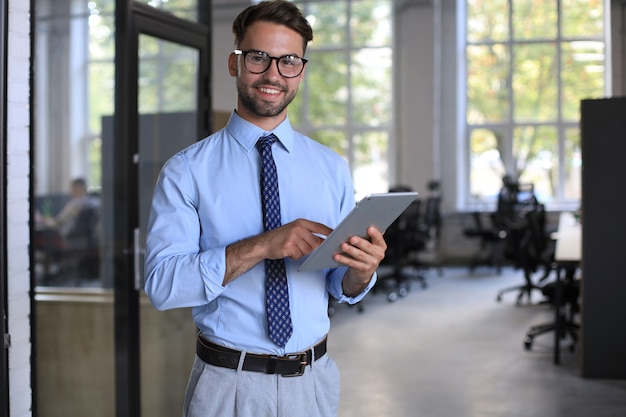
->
[229,21,306,126]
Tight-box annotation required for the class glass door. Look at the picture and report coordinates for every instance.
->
[136,33,204,416]
[112,4,211,416]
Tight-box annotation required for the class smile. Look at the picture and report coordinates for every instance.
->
[258,87,282,95]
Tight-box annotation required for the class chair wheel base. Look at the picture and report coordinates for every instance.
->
[524,337,533,350]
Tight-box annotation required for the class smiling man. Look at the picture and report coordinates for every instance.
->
[143,1,386,416]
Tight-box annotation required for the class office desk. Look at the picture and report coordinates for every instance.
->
[552,212,581,364]
[554,212,581,261]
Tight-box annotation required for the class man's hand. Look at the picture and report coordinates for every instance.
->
[224,219,331,284]
[333,226,387,297]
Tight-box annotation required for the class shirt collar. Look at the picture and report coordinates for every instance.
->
[225,111,295,153]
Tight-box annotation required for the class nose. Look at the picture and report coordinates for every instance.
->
[265,57,283,79]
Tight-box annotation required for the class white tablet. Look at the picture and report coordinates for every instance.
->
[297,192,419,272]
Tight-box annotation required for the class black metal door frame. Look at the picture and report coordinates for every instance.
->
[113,2,211,416]
[0,0,9,414]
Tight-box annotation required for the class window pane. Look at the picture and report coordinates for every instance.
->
[138,0,199,22]
[306,2,347,47]
[465,0,604,206]
[561,41,605,120]
[138,37,198,113]
[89,12,114,59]
[514,125,557,202]
[351,0,391,47]
[309,129,348,158]
[353,131,389,199]
[351,48,392,126]
[305,51,348,125]
[291,1,392,198]
[513,43,557,122]
[35,0,110,288]
[469,128,506,201]
[564,127,581,200]
[88,63,114,133]
[467,44,509,123]
[562,0,604,38]
[512,0,557,40]
[466,0,509,43]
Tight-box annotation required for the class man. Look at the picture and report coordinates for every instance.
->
[144,1,386,416]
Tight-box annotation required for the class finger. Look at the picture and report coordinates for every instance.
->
[288,218,333,238]
[367,226,386,245]
[333,251,375,273]
[303,219,333,237]
[281,223,327,260]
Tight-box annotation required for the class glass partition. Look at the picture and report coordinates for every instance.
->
[34,0,114,288]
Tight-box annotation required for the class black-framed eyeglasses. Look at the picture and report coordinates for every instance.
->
[234,49,308,78]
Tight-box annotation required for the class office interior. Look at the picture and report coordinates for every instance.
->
[2,0,626,416]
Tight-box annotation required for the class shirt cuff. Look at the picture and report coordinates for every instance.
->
[331,269,378,305]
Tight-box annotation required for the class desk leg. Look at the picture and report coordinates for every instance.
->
[554,266,563,365]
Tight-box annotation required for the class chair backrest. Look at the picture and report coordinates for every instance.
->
[65,205,99,246]
[381,198,421,264]
[421,196,441,236]
[518,204,548,273]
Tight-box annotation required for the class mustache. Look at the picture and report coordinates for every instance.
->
[251,80,287,92]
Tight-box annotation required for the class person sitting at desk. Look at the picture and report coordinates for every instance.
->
[40,177,99,239]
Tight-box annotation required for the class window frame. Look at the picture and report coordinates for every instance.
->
[291,0,394,198]
[463,0,607,209]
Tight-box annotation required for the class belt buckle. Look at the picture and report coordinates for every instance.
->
[282,352,307,377]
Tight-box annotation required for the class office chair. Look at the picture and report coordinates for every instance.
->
[59,205,100,280]
[523,264,580,353]
[463,211,507,274]
[414,181,444,275]
[496,204,555,304]
[375,197,423,301]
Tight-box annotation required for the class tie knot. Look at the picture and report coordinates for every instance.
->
[256,134,277,152]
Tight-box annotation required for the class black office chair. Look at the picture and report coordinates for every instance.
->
[59,205,100,280]
[523,266,580,353]
[413,180,443,276]
[496,204,555,304]
[375,196,424,301]
[463,211,507,274]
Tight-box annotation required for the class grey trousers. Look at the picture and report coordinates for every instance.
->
[183,353,341,417]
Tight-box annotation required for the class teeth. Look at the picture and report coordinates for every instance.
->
[259,87,280,95]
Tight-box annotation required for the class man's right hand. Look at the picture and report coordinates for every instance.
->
[262,219,332,261]
[223,219,332,285]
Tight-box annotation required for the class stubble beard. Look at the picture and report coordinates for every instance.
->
[237,78,297,118]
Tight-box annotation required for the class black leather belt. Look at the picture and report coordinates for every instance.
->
[196,334,327,377]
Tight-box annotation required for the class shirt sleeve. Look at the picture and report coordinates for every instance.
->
[327,268,378,304]
[143,153,227,311]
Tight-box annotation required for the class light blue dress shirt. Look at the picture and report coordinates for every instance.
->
[144,112,376,355]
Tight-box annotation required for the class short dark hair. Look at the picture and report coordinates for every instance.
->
[72,178,87,189]
[232,0,313,54]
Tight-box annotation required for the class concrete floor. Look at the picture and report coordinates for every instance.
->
[328,267,626,417]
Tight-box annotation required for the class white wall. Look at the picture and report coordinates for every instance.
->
[6,0,33,415]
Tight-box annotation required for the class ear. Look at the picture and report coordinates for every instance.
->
[228,52,238,77]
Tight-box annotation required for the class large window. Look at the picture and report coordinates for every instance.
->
[465,0,605,206]
[290,0,393,199]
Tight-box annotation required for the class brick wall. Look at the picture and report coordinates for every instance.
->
[6,0,32,416]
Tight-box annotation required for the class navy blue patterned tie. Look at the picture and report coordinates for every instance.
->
[256,134,293,347]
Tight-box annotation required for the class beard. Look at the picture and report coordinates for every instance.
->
[236,78,298,118]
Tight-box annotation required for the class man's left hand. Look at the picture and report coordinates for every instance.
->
[334,226,386,297]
